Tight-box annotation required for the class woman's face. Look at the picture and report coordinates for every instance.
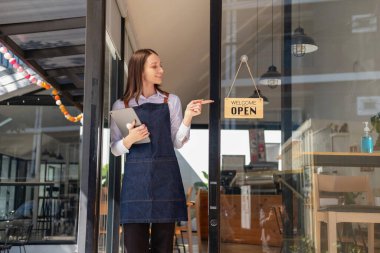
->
[142,53,164,85]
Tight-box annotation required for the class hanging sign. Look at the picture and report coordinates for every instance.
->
[224,55,264,119]
[224,98,263,118]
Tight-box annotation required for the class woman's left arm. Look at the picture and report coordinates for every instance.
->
[170,95,190,149]
[170,95,213,149]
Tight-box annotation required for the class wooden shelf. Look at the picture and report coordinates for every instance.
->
[303,152,380,167]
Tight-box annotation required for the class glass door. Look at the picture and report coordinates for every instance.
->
[215,0,380,253]
[219,1,286,251]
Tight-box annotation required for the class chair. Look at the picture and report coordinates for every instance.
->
[271,206,285,252]
[0,224,12,253]
[175,186,195,253]
[314,174,380,253]
[176,188,205,253]
[99,187,108,251]
[271,205,301,253]
[7,220,33,253]
[194,189,204,253]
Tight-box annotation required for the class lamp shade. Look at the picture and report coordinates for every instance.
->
[249,89,269,104]
[42,149,49,156]
[291,27,318,57]
[259,65,282,88]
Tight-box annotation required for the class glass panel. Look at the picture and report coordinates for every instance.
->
[220,0,380,252]
[10,28,86,50]
[0,0,85,25]
[36,55,85,70]
[0,46,41,97]
[174,129,210,253]
[0,105,81,243]
[98,41,112,253]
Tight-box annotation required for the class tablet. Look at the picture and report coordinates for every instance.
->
[109,108,151,144]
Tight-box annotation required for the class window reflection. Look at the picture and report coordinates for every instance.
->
[221,0,380,251]
[0,106,80,243]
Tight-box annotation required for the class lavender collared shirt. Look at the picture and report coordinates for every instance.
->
[110,91,190,156]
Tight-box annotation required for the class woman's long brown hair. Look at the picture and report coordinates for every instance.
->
[122,49,166,104]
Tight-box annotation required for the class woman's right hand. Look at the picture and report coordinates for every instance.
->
[122,120,150,149]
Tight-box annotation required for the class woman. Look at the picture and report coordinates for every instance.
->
[110,48,212,253]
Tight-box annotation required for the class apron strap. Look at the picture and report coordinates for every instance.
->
[123,91,170,108]
[162,91,169,104]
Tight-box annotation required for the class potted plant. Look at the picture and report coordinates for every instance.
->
[290,236,315,253]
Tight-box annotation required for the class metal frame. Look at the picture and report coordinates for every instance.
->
[0,17,85,36]
[0,95,71,106]
[209,0,222,252]
[105,16,125,253]
[77,0,106,252]
[281,1,295,250]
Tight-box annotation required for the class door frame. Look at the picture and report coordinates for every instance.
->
[208,1,222,253]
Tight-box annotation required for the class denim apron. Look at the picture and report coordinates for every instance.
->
[120,96,187,223]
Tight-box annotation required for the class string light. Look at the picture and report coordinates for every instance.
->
[0,45,83,123]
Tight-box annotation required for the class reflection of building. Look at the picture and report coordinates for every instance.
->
[249,129,266,163]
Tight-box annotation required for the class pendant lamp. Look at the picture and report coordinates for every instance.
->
[250,89,269,105]
[56,145,64,160]
[291,0,318,56]
[42,149,49,156]
[260,0,281,88]
[56,153,64,160]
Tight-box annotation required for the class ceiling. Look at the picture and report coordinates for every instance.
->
[0,0,86,110]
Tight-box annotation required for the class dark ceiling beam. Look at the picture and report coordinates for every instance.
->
[59,83,78,91]
[24,45,85,60]
[72,95,84,102]
[66,71,84,88]
[44,75,79,103]
[0,17,86,36]
[23,87,45,96]
[0,95,71,106]
[1,37,25,58]
[0,37,83,111]
[45,66,84,88]
[46,66,84,77]
[70,89,84,96]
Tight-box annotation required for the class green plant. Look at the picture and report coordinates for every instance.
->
[193,171,208,191]
[343,192,361,205]
[371,113,380,150]
[290,237,315,253]
[337,242,364,253]
[346,243,364,253]
[101,164,109,187]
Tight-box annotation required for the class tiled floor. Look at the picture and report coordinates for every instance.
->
[175,235,281,253]
[177,235,380,253]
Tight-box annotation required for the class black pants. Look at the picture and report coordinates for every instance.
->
[123,223,175,253]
